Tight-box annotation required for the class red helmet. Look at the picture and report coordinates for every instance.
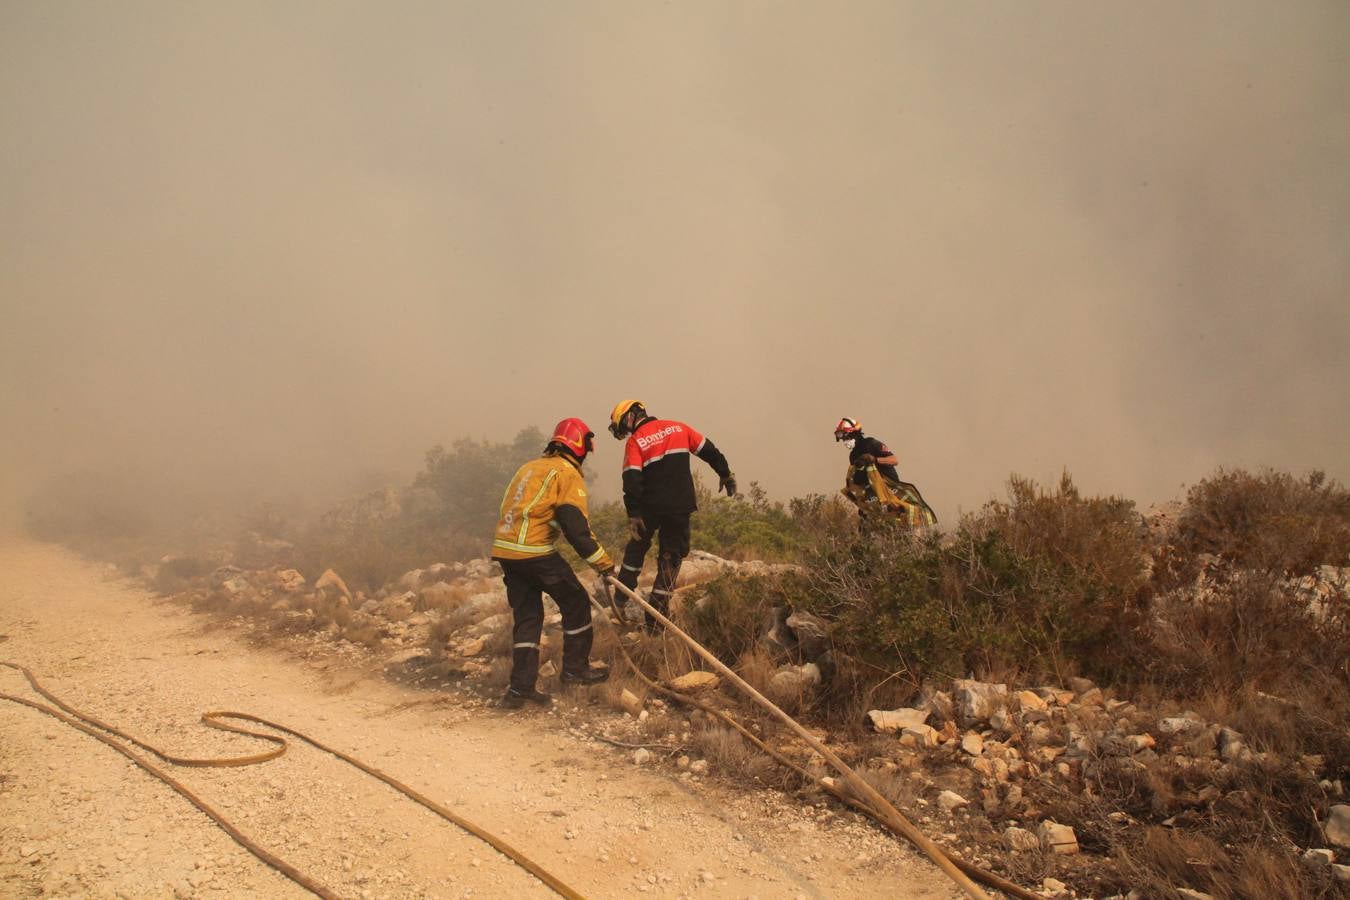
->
[834,417,862,442]
[549,417,595,461]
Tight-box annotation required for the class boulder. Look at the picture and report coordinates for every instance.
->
[1037,821,1079,855]
[315,569,351,600]
[866,708,930,734]
[1325,804,1350,848]
[1002,826,1040,852]
[676,550,733,586]
[1014,690,1048,713]
[219,576,250,598]
[1159,715,1204,736]
[785,611,830,659]
[464,559,496,579]
[920,689,956,725]
[669,671,720,694]
[276,569,307,592]
[960,732,984,756]
[381,591,415,622]
[1040,877,1069,897]
[900,724,939,748]
[620,689,644,718]
[1127,733,1157,753]
[425,562,455,583]
[1034,686,1075,707]
[953,680,1007,727]
[937,790,968,812]
[209,565,245,588]
[472,613,509,636]
[1302,848,1335,868]
[1067,677,1096,695]
[768,664,821,701]
[759,607,795,655]
[1075,687,1104,707]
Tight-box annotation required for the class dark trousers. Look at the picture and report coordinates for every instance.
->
[618,511,691,626]
[498,555,594,692]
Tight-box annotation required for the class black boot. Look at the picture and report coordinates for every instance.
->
[501,686,553,709]
[560,665,610,686]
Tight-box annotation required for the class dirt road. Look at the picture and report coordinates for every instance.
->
[0,538,959,899]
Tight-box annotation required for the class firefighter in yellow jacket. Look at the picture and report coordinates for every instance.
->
[491,418,615,708]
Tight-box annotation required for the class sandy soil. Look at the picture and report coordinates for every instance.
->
[0,538,959,899]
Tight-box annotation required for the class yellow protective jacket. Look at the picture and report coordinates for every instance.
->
[491,454,614,570]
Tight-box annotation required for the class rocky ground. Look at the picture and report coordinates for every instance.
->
[145,531,1350,899]
[0,537,960,899]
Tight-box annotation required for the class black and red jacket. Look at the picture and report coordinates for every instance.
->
[621,417,731,517]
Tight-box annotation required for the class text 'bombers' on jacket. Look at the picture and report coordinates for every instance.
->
[621,418,731,517]
[492,454,613,571]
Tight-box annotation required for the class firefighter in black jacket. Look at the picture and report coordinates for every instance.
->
[834,416,937,528]
[607,400,736,630]
[491,418,615,708]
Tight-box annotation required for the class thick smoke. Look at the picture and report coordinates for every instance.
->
[2,2,1347,531]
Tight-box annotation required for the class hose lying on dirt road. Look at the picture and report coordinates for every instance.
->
[0,660,584,900]
[599,579,1041,900]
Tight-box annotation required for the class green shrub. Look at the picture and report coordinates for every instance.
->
[789,473,1148,685]
[291,428,547,591]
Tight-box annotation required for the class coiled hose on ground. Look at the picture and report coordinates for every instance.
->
[0,660,584,899]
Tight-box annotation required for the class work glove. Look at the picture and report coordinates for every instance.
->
[595,573,615,606]
[628,517,646,541]
[596,562,616,579]
[718,473,738,497]
[856,453,876,466]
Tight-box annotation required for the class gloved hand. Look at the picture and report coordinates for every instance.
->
[718,473,738,497]
[596,572,615,605]
[856,453,876,466]
[596,562,615,579]
[628,517,646,541]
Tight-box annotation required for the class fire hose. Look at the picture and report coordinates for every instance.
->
[0,660,584,900]
[599,577,1040,900]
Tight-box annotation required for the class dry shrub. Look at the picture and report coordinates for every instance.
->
[1172,468,1350,578]
[418,582,469,613]
[482,625,513,658]
[483,657,512,689]
[847,766,916,810]
[638,710,678,742]
[692,722,774,783]
[1145,570,1350,775]
[685,574,786,665]
[1112,827,1326,900]
[737,648,779,699]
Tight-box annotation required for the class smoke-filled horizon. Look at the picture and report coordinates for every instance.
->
[3,2,1348,532]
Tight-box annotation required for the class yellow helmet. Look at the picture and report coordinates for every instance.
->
[608,399,646,439]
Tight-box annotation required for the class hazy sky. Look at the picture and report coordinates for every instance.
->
[3,1,1347,526]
